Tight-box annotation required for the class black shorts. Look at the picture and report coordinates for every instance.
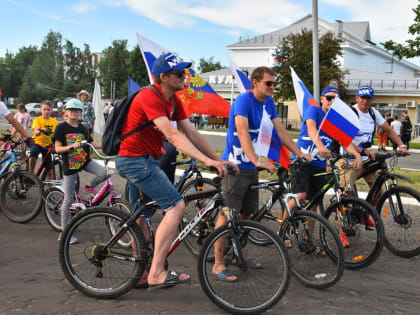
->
[222,168,259,216]
[290,162,327,201]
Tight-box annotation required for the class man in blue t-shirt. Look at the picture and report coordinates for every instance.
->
[212,66,311,281]
[289,86,362,247]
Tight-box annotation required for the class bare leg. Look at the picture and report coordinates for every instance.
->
[29,156,36,173]
[147,201,190,285]
[212,213,237,281]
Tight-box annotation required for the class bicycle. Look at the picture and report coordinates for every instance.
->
[349,152,420,258]
[58,172,291,314]
[294,154,385,270]
[123,157,220,256]
[0,135,43,223]
[43,141,130,239]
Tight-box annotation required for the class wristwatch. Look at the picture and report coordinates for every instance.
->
[399,144,407,148]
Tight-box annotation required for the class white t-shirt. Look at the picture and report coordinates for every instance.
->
[0,102,10,117]
[391,120,402,136]
[352,105,385,161]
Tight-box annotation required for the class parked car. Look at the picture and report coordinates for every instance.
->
[25,102,60,117]
[25,103,41,117]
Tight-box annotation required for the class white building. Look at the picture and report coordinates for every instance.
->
[202,14,420,136]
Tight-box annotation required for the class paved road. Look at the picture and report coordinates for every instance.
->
[1,173,419,315]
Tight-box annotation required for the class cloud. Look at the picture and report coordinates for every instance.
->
[70,3,97,15]
[122,0,195,28]
[323,0,418,44]
[117,0,304,34]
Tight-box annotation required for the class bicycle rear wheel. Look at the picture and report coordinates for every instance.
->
[198,220,290,314]
[376,186,420,258]
[324,197,385,270]
[59,206,147,299]
[179,178,219,257]
[43,186,64,231]
[278,210,344,289]
[109,198,133,248]
[1,170,43,223]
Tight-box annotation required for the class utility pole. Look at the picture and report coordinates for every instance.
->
[312,0,320,103]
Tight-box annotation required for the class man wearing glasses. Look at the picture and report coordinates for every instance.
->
[338,86,407,199]
[288,86,362,246]
[211,66,311,281]
[116,52,237,290]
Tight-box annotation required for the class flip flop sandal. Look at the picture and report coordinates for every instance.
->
[147,270,191,292]
[230,258,263,269]
[210,269,237,282]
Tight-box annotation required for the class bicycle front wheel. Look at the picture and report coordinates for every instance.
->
[59,206,147,299]
[376,186,420,258]
[324,197,385,270]
[179,178,219,257]
[198,220,290,314]
[43,186,64,231]
[278,210,345,289]
[1,170,43,223]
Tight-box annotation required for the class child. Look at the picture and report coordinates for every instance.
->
[11,104,32,136]
[29,100,58,178]
[53,99,107,243]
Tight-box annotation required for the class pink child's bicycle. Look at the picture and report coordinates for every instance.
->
[43,141,131,246]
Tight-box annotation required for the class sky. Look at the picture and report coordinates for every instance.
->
[1,0,419,67]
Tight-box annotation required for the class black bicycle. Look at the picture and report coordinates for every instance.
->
[349,152,420,258]
[292,155,385,270]
[59,173,291,314]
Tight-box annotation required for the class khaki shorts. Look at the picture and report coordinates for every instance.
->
[222,168,259,216]
[338,159,377,192]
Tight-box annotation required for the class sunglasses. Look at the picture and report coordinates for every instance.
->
[325,95,336,101]
[167,69,185,78]
[262,80,277,87]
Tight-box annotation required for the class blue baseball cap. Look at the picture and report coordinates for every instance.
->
[357,85,374,98]
[65,98,83,110]
[152,52,192,77]
[321,86,341,97]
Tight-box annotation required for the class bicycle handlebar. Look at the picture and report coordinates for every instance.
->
[80,140,115,160]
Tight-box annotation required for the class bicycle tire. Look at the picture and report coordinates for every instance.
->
[376,186,420,258]
[278,210,345,289]
[43,186,64,231]
[1,170,43,223]
[324,197,385,270]
[59,206,147,299]
[249,186,283,246]
[109,198,133,248]
[198,220,290,314]
[40,159,64,181]
[179,178,219,257]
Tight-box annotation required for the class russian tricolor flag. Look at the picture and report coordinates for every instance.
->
[136,32,231,118]
[320,97,361,147]
[128,76,141,94]
[226,52,252,93]
[290,67,319,118]
[254,107,290,169]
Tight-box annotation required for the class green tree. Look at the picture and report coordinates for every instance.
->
[382,2,420,59]
[29,31,64,100]
[98,40,129,99]
[128,47,149,88]
[197,56,223,73]
[273,29,347,101]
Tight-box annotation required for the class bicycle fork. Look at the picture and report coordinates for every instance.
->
[222,207,247,271]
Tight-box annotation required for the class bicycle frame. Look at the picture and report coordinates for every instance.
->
[0,151,16,177]
[102,184,225,261]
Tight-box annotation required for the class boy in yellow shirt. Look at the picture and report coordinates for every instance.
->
[29,100,58,178]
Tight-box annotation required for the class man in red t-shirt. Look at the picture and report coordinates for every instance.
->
[116,52,237,291]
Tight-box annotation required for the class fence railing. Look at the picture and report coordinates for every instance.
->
[345,79,420,91]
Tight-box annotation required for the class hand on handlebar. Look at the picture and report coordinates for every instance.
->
[205,159,228,178]
[300,153,312,162]
[72,142,81,150]
[258,160,276,175]
[397,146,408,154]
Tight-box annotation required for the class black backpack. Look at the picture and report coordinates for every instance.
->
[102,85,170,156]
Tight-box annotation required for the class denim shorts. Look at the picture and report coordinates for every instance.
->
[116,154,182,212]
